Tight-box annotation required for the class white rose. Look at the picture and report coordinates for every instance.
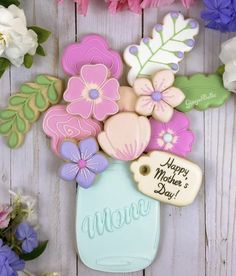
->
[219,37,236,93]
[0,4,38,67]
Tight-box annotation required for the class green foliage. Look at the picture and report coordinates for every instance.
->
[21,241,49,261]
[0,0,20,7]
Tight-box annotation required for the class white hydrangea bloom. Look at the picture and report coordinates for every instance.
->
[0,4,38,67]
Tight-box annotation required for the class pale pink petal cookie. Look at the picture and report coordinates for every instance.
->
[42,105,102,155]
[98,112,151,161]
[133,69,185,123]
[146,111,194,157]
[63,64,120,121]
[62,34,123,79]
[117,86,138,112]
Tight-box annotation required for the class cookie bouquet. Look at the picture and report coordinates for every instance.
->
[0,10,233,274]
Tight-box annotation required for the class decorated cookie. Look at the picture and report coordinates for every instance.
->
[43,105,102,155]
[64,64,120,121]
[146,111,194,157]
[133,70,185,123]
[62,34,123,79]
[124,12,199,85]
[131,151,202,206]
[76,159,160,272]
[0,75,63,149]
[98,112,151,161]
[59,138,109,188]
[117,86,138,112]
[175,74,230,112]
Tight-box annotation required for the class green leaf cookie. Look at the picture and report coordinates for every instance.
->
[0,75,63,149]
[175,74,231,112]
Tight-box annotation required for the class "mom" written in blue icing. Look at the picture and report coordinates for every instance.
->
[81,199,151,239]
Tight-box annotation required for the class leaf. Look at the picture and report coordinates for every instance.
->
[29,26,51,44]
[0,120,13,134]
[24,54,33,69]
[35,93,46,109]
[0,0,20,7]
[123,12,199,85]
[7,131,20,148]
[0,110,16,120]
[0,57,10,78]
[16,115,26,133]
[36,75,51,85]
[175,74,231,112]
[9,96,27,106]
[21,84,40,94]
[36,45,46,56]
[23,103,35,121]
[48,84,58,102]
[20,241,48,261]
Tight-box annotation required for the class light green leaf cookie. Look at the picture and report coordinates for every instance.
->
[0,75,63,149]
[175,74,230,112]
[123,12,199,85]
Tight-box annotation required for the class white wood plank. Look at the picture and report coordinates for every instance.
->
[143,4,206,276]
[204,28,236,276]
[9,0,77,275]
[76,0,143,275]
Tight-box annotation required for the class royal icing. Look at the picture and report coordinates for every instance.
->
[146,111,194,157]
[64,64,120,121]
[117,86,138,112]
[130,151,202,206]
[0,75,63,149]
[124,12,199,85]
[59,138,109,188]
[42,105,102,155]
[133,70,185,123]
[62,34,123,79]
[98,112,151,161]
[174,74,231,112]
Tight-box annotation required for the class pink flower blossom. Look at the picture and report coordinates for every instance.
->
[58,0,89,16]
[64,64,120,121]
[0,204,12,229]
[133,70,185,123]
[146,111,194,157]
[106,0,142,14]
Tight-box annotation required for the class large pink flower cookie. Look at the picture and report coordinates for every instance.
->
[64,64,120,121]
[146,111,194,157]
[133,70,185,123]
[62,34,123,79]
[43,105,102,155]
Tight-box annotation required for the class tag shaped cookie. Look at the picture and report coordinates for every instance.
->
[124,12,199,85]
[0,75,63,149]
[131,151,202,206]
[175,74,230,112]
[62,34,123,79]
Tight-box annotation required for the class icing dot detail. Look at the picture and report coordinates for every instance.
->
[143,37,150,44]
[89,89,99,99]
[188,20,198,29]
[78,159,87,169]
[163,133,173,143]
[185,39,195,47]
[171,12,179,19]
[175,51,184,58]
[170,63,178,71]
[151,91,162,102]
[155,24,163,32]
[129,46,138,55]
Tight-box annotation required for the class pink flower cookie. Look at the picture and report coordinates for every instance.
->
[64,64,120,121]
[146,111,194,157]
[133,70,185,123]
[62,34,123,78]
[43,105,102,155]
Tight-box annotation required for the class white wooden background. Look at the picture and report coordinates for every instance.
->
[0,0,236,275]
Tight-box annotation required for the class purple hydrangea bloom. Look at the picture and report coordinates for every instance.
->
[201,0,236,32]
[15,223,39,253]
[59,138,109,188]
[0,239,25,276]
